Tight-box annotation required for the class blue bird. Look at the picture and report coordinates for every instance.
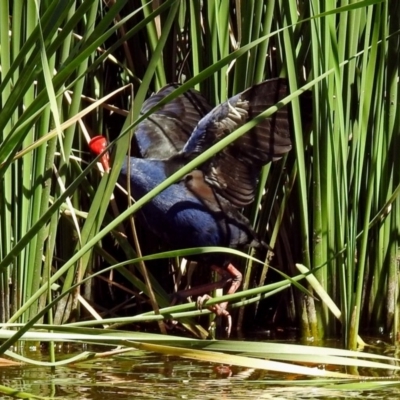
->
[90,78,311,335]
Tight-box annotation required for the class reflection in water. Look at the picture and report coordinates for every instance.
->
[0,345,399,400]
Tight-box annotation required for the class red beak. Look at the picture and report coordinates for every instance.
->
[89,135,110,172]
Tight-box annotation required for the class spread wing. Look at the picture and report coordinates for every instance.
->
[181,78,312,207]
[135,84,212,159]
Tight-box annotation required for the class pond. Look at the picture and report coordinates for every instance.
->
[1,338,400,400]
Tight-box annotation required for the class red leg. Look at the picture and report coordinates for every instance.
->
[196,263,242,336]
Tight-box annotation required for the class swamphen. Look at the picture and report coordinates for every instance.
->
[90,78,310,335]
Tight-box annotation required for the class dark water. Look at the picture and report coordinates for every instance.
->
[1,343,400,400]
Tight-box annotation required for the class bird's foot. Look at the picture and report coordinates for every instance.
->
[197,294,232,337]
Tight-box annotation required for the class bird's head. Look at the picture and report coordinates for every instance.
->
[89,135,111,172]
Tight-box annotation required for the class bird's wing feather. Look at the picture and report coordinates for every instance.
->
[135,84,212,159]
[181,78,304,207]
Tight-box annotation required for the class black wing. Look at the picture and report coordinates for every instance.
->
[135,84,212,159]
[181,78,311,207]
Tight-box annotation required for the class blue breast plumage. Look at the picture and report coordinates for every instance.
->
[90,78,312,335]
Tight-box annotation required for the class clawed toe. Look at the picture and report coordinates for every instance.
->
[170,263,242,337]
[196,294,211,310]
[196,295,232,337]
